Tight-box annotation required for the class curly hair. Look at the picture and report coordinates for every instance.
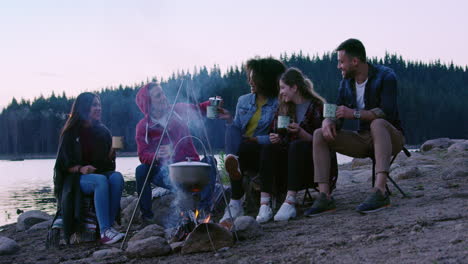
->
[246,57,286,98]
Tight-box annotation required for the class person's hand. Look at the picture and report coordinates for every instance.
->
[336,105,354,119]
[242,136,258,143]
[80,165,97,174]
[157,144,171,160]
[287,123,301,134]
[322,118,337,141]
[269,133,281,144]
[218,108,233,123]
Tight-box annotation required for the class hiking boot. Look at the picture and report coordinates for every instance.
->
[100,228,124,245]
[356,189,390,214]
[256,204,273,223]
[304,193,336,216]
[220,200,244,223]
[225,154,242,180]
[274,203,296,221]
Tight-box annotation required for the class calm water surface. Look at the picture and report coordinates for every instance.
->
[0,155,353,226]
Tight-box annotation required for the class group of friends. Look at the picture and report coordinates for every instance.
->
[51,38,405,245]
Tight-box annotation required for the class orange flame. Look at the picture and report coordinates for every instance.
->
[202,214,211,224]
[195,210,199,219]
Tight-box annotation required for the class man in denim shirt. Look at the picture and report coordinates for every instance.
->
[305,39,405,216]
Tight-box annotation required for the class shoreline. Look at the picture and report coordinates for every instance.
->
[0,152,139,161]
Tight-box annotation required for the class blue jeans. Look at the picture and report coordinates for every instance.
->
[135,156,217,219]
[80,171,124,233]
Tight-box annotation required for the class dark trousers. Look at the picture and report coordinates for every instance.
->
[260,140,314,194]
[230,141,262,200]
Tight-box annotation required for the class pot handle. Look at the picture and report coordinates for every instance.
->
[170,135,209,162]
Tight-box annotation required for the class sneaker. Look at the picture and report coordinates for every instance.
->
[225,154,242,180]
[304,193,336,217]
[100,228,124,245]
[356,189,390,214]
[52,217,63,229]
[256,204,273,223]
[274,203,296,221]
[220,200,244,223]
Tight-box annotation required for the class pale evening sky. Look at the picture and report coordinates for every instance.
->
[0,0,467,109]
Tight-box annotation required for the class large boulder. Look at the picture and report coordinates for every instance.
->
[16,210,52,231]
[120,193,180,228]
[92,248,124,259]
[0,236,20,255]
[233,216,263,240]
[129,224,165,242]
[120,196,137,212]
[151,193,180,228]
[121,198,141,225]
[448,141,468,154]
[181,223,233,254]
[420,138,453,152]
[126,236,171,258]
[28,219,53,231]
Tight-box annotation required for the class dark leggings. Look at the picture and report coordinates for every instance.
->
[260,140,314,194]
[230,141,262,200]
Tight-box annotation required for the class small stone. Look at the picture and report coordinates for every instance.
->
[316,249,326,256]
[367,233,388,241]
[394,167,421,180]
[449,236,463,244]
[411,224,422,232]
[0,236,20,255]
[351,235,365,241]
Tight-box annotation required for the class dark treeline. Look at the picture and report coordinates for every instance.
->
[1,52,467,156]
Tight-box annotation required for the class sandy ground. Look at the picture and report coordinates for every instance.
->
[0,147,466,264]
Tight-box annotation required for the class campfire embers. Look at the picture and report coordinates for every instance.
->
[170,209,212,243]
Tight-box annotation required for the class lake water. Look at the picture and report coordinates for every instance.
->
[0,154,353,226]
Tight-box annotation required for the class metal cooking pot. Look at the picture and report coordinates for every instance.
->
[169,158,211,193]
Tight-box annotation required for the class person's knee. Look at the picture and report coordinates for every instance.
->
[370,118,389,131]
[93,174,108,188]
[313,128,327,144]
[109,172,124,186]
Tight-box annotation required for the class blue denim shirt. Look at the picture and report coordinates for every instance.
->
[336,64,403,132]
[225,93,278,154]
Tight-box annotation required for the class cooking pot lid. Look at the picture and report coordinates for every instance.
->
[169,160,211,167]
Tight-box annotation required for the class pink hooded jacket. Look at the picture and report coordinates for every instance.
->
[135,83,210,165]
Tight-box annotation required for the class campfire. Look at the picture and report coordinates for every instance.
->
[170,209,212,243]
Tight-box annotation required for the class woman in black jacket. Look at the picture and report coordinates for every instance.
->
[53,92,124,245]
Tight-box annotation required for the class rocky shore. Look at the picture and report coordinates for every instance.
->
[0,138,466,264]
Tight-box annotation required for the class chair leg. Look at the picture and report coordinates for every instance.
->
[302,188,313,206]
[372,158,376,188]
[387,175,408,197]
